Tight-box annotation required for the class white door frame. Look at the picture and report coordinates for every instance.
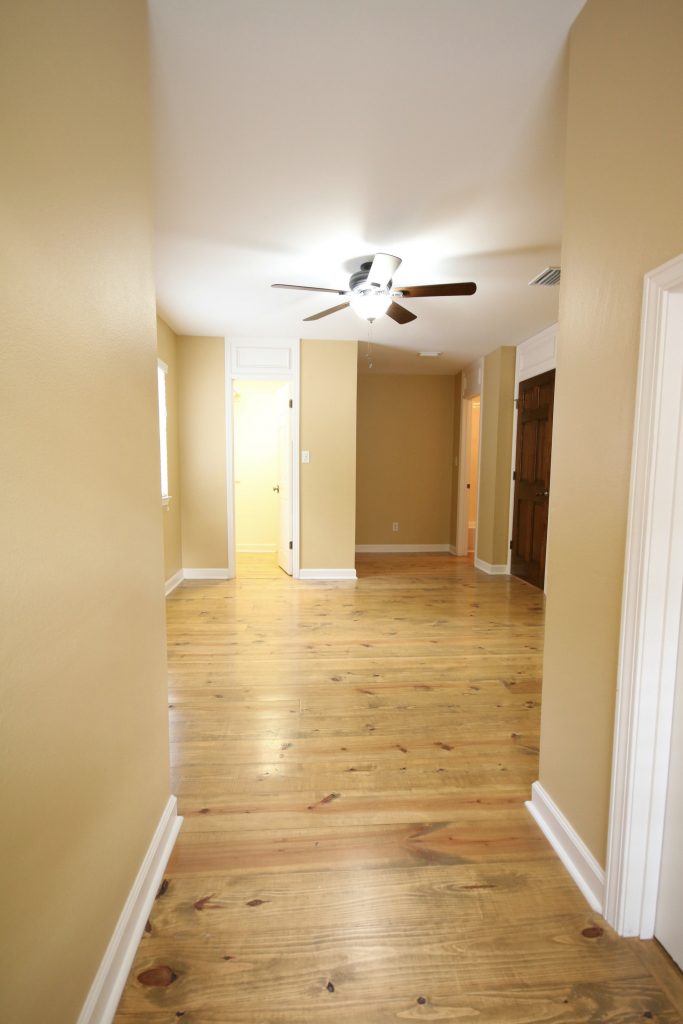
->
[605,252,683,937]
[224,338,300,579]
[456,359,483,556]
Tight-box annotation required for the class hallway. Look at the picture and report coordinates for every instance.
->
[115,555,683,1021]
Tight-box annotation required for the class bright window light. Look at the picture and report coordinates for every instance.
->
[157,360,169,500]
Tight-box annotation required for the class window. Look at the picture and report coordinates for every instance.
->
[157,359,169,501]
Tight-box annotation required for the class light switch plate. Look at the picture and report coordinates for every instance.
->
[301,450,310,463]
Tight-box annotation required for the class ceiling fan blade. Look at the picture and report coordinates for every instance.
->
[303,301,350,322]
[366,253,402,289]
[385,301,417,324]
[398,282,477,298]
[272,283,347,295]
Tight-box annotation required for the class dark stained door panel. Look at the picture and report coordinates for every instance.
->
[511,369,555,589]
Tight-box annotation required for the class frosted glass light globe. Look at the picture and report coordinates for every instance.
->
[350,290,392,321]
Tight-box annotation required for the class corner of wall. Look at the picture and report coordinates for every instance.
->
[300,339,358,571]
[177,335,229,571]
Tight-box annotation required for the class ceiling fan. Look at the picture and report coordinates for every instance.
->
[272,253,476,324]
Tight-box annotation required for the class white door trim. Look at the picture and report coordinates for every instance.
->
[604,252,683,938]
[507,325,557,578]
[456,359,483,556]
[224,338,300,579]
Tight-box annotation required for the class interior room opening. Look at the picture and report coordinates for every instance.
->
[468,396,481,554]
[232,378,293,578]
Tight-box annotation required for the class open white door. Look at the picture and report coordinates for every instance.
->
[276,384,293,575]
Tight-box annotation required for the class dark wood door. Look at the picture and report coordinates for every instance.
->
[511,369,555,589]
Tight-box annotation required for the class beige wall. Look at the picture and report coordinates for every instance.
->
[540,0,683,865]
[356,375,455,545]
[175,339,356,573]
[234,380,281,551]
[0,4,171,1022]
[178,336,228,569]
[449,373,463,548]
[157,317,183,580]
[477,348,516,567]
[301,340,357,569]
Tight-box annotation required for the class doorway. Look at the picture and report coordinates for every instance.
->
[232,378,293,578]
[456,359,484,557]
[466,396,481,555]
[510,369,555,589]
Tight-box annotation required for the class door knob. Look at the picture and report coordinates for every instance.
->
[536,490,549,497]
[273,485,280,493]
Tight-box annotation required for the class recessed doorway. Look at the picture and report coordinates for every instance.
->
[467,397,481,554]
[231,378,293,578]
[456,390,482,557]
[510,369,555,589]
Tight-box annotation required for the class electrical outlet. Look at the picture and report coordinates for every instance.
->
[392,522,399,532]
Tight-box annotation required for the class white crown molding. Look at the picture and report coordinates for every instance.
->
[77,797,182,1024]
[526,782,604,913]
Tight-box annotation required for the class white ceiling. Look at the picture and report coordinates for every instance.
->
[150,0,585,374]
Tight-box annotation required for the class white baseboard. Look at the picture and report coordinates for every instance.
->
[474,556,509,575]
[299,568,357,580]
[164,569,184,596]
[77,796,183,1024]
[236,544,277,553]
[448,545,459,556]
[526,781,604,913]
[355,544,450,553]
[182,568,230,580]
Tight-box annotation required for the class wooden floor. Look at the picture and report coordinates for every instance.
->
[115,554,683,1022]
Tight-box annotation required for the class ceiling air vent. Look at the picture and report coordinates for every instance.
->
[529,266,561,287]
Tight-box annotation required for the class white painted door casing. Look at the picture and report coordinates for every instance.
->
[276,383,293,576]
[605,260,683,939]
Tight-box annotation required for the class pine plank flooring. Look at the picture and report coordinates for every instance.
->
[115,553,683,1022]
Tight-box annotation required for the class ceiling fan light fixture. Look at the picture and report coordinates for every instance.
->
[272,252,477,324]
[350,290,392,322]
